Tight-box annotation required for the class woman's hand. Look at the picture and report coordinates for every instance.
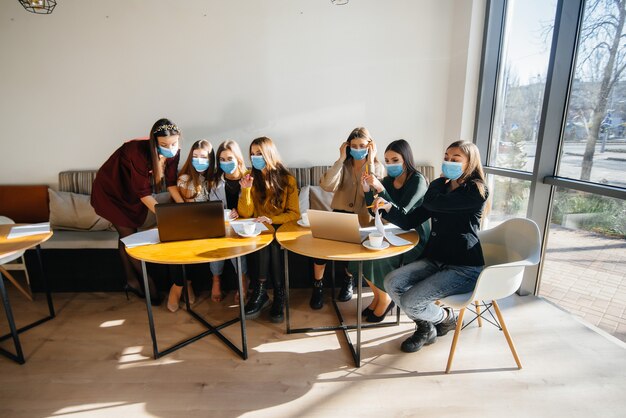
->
[230,208,239,220]
[255,216,272,224]
[362,173,384,193]
[372,196,392,213]
[240,173,253,188]
[339,142,349,162]
[367,140,377,164]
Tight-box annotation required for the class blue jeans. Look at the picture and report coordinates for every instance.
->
[383,259,483,324]
[209,257,248,277]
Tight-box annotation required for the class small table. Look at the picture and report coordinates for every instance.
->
[125,223,274,360]
[276,221,418,367]
[0,225,54,364]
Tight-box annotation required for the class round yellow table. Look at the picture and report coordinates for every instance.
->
[276,221,419,367]
[125,222,274,360]
[0,224,54,364]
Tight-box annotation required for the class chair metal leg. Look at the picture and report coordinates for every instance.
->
[445,307,465,374]
[492,300,522,369]
[475,301,482,327]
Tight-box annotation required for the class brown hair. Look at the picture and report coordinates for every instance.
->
[148,118,181,192]
[215,140,247,180]
[177,140,215,200]
[249,136,291,211]
[385,139,421,181]
[446,140,487,198]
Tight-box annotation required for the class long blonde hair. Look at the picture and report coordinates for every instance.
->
[345,127,380,164]
[447,140,487,198]
[178,139,215,200]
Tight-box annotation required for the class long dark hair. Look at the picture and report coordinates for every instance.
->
[385,139,419,180]
[177,140,215,200]
[249,136,291,211]
[148,118,181,192]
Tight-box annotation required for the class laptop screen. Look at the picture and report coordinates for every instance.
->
[155,201,225,242]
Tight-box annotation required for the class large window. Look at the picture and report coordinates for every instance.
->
[488,0,557,172]
[476,0,626,342]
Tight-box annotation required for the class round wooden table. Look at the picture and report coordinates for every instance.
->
[0,224,54,364]
[275,221,419,367]
[125,222,274,360]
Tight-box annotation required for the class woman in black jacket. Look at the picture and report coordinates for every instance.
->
[374,141,488,353]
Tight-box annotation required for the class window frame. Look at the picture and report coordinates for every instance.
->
[474,0,626,295]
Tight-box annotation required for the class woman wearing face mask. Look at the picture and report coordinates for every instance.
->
[374,141,488,353]
[238,137,300,323]
[355,139,430,323]
[310,127,385,311]
[208,140,250,303]
[165,139,216,312]
[91,118,185,305]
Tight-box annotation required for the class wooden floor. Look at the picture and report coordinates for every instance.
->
[1,287,625,418]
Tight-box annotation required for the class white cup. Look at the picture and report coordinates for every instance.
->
[368,232,384,248]
[224,209,232,221]
[242,222,256,235]
[300,212,309,226]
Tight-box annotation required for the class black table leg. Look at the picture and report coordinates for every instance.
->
[141,260,248,360]
[0,244,56,364]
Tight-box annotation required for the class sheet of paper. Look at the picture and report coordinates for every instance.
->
[7,222,51,239]
[385,231,412,246]
[364,212,412,246]
[121,228,160,248]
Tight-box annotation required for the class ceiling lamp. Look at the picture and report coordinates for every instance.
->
[331,0,349,5]
[18,0,57,14]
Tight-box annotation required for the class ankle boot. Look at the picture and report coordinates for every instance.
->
[244,281,270,319]
[310,279,324,310]
[270,287,285,323]
[400,320,437,353]
[337,275,353,302]
[435,307,457,336]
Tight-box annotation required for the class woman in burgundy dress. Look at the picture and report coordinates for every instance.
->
[91,118,184,304]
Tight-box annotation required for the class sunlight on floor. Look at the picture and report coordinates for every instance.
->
[99,319,125,328]
[52,402,141,416]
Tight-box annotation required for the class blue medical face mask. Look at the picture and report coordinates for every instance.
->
[442,161,464,181]
[386,163,404,178]
[158,144,179,159]
[350,147,368,160]
[219,160,237,175]
[192,157,209,173]
[251,155,267,170]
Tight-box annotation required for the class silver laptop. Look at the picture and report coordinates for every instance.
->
[307,209,367,244]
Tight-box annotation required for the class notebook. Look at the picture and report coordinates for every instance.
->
[307,209,368,244]
[155,201,225,242]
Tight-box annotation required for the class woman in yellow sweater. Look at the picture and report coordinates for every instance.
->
[238,136,300,323]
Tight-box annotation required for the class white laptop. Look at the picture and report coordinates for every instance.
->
[307,209,368,244]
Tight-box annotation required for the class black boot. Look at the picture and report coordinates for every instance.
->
[270,287,285,323]
[310,279,324,310]
[244,281,270,319]
[435,307,457,337]
[400,320,437,353]
[337,274,354,302]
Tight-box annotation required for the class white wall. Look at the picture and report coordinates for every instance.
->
[0,0,483,187]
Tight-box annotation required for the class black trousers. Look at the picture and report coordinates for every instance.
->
[249,238,284,291]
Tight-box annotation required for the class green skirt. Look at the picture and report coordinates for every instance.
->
[348,244,422,291]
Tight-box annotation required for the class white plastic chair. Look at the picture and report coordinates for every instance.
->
[0,216,33,301]
[440,217,541,373]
